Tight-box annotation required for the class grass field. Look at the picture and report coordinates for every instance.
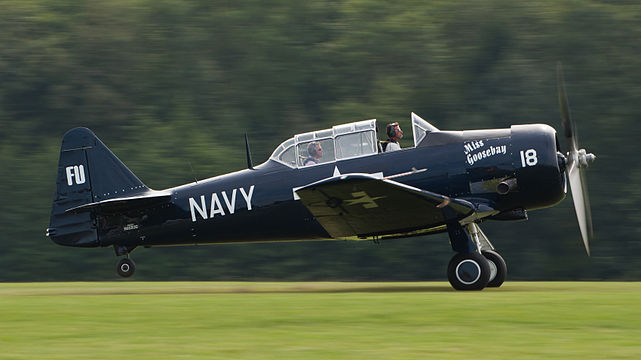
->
[1,282,640,359]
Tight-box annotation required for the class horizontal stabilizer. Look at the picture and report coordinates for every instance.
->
[295,174,475,238]
[65,191,172,214]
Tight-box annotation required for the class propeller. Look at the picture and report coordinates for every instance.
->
[556,62,596,255]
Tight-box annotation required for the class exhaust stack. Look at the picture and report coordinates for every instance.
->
[497,178,518,195]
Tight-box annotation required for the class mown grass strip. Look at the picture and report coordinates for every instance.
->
[1,282,640,359]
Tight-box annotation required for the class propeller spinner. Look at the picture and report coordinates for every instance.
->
[556,62,596,255]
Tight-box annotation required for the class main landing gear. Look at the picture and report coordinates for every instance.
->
[114,245,136,278]
[446,223,507,291]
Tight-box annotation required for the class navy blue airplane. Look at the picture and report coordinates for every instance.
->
[47,65,595,290]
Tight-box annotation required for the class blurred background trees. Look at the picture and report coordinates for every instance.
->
[1,0,640,281]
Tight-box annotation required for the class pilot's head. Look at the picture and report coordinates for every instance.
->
[308,142,323,159]
[387,122,403,140]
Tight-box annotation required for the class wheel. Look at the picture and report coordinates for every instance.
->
[447,252,491,291]
[482,250,507,288]
[116,258,136,278]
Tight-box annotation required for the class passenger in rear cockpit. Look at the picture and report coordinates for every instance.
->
[303,142,323,166]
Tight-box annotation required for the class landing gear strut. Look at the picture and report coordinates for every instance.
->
[114,245,136,278]
[446,222,507,290]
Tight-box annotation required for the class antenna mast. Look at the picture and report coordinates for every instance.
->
[245,133,254,170]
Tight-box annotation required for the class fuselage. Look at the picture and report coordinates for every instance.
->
[95,124,565,249]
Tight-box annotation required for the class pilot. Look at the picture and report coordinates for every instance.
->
[382,122,403,152]
[303,142,323,166]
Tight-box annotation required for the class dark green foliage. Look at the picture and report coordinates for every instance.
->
[1,0,639,281]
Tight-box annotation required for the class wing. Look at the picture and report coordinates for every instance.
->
[295,174,475,239]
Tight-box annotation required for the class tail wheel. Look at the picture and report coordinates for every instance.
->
[116,258,136,278]
[482,250,507,288]
[447,252,490,291]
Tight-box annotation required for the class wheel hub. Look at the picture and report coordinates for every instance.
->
[487,259,498,282]
[455,259,481,285]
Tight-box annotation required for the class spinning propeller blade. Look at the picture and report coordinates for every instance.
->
[556,62,595,256]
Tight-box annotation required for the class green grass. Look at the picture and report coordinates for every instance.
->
[1,282,640,359]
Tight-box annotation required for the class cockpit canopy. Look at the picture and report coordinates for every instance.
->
[269,113,439,168]
[411,112,439,147]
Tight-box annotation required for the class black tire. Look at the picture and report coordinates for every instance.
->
[482,250,507,288]
[116,258,136,278]
[447,252,491,291]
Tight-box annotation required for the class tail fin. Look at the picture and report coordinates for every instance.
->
[47,128,149,247]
